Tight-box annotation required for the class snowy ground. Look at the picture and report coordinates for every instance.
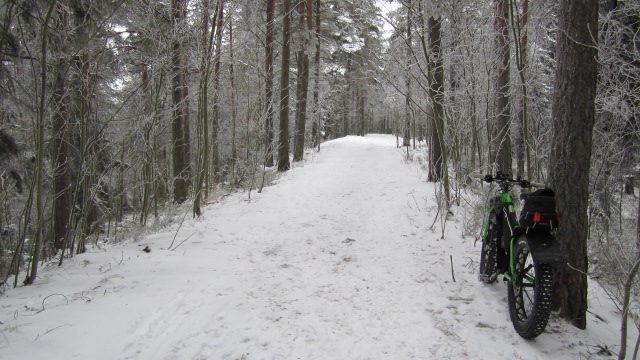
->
[0,134,632,359]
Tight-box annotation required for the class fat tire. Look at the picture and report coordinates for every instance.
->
[507,238,553,339]
[479,214,499,283]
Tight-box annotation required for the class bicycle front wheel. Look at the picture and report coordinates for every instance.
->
[479,213,499,283]
[507,238,553,339]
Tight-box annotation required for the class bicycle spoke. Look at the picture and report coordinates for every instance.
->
[524,289,534,308]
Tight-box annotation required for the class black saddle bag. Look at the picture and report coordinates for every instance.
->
[519,188,559,232]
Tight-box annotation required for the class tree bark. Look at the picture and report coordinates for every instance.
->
[511,0,530,179]
[313,0,321,150]
[78,52,98,251]
[277,0,292,172]
[427,16,444,182]
[547,0,598,330]
[171,0,191,204]
[25,0,56,284]
[141,62,153,223]
[343,54,351,137]
[427,15,450,203]
[358,88,365,136]
[193,0,218,217]
[493,0,512,175]
[264,0,276,167]
[293,0,312,162]
[403,0,412,147]
[229,15,238,181]
[52,57,71,250]
[211,0,225,181]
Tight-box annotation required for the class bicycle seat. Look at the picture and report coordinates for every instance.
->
[520,189,532,200]
[532,188,555,197]
[520,188,555,200]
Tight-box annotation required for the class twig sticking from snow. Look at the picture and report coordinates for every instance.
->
[168,212,189,250]
[171,231,197,251]
[450,255,456,282]
[111,250,124,266]
[43,324,71,335]
[429,206,440,231]
[34,324,71,341]
[99,263,112,273]
[593,278,622,313]
[1,330,12,349]
[411,193,421,212]
[586,309,608,324]
[40,293,68,312]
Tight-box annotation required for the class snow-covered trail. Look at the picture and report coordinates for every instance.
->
[0,135,629,359]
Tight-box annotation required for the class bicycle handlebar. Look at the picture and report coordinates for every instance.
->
[469,172,546,188]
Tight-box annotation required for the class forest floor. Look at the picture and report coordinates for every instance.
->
[0,134,631,359]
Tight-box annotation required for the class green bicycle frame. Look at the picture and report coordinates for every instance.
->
[481,191,521,284]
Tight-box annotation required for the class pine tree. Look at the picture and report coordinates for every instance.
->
[277,0,293,172]
[547,0,599,330]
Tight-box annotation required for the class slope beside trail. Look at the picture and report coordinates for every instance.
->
[0,135,628,359]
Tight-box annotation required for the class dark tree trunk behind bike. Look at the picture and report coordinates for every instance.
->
[493,0,512,175]
[547,0,598,330]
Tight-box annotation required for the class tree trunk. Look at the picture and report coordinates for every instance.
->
[520,0,530,179]
[182,64,192,190]
[171,0,191,204]
[25,0,56,284]
[620,194,640,360]
[427,15,451,203]
[511,0,530,179]
[277,0,292,172]
[547,0,598,330]
[52,57,71,250]
[78,52,98,252]
[193,0,218,217]
[313,0,321,150]
[264,0,276,167]
[141,62,153,223]
[403,0,412,147]
[617,192,640,360]
[293,0,312,162]
[211,0,225,181]
[358,88,365,136]
[344,54,351,137]
[493,0,512,175]
[427,16,444,182]
[229,15,238,181]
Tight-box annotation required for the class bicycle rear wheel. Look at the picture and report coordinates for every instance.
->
[479,213,499,283]
[508,238,553,339]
